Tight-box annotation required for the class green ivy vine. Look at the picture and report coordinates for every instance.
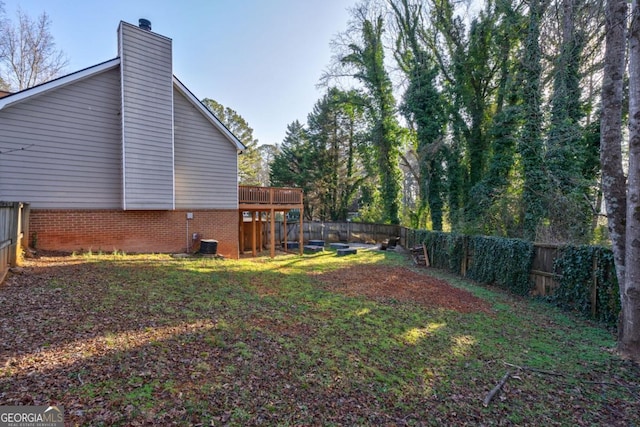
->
[408,228,621,327]
[415,231,534,296]
[551,245,620,325]
[466,236,534,296]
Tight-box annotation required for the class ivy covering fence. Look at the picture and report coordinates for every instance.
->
[405,229,620,326]
[551,245,620,325]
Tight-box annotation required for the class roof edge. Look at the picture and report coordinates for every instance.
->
[172,76,245,152]
[0,58,121,111]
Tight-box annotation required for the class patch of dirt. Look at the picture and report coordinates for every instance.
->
[314,265,493,314]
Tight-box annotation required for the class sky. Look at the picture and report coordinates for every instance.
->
[2,0,355,146]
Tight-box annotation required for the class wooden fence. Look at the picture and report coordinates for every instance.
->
[0,202,29,284]
[403,228,607,299]
[267,221,402,246]
[265,222,598,299]
[264,222,614,320]
[529,244,562,296]
[404,229,568,296]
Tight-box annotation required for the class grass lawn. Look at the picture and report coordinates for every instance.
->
[1,248,638,426]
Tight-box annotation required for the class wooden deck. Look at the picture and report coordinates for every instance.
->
[238,186,304,258]
[239,186,303,210]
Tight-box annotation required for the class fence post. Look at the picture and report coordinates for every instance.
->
[7,202,20,267]
[21,203,30,250]
[461,236,468,277]
[591,252,598,318]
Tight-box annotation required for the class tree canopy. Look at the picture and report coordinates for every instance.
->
[201,98,263,186]
[288,0,605,243]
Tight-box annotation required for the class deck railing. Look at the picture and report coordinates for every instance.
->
[239,186,303,206]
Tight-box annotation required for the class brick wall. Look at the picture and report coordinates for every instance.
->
[28,209,240,258]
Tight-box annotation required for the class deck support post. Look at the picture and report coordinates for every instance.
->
[283,212,288,252]
[270,208,276,258]
[238,186,304,258]
[239,211,244,255]
[251,211,257,257]
[299,206,304,255]
[258,211,263,251]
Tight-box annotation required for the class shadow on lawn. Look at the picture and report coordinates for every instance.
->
[1,254,639,426]
[0,254,456,425]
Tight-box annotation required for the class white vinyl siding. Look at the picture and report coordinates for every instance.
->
[119,22,174,210]
[174,89,238,209]
[0,69,122,208]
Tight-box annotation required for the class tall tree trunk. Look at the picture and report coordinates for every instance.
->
[342,15,401,224]
[548,0,582,179]
[391,0,444,229]
[600,0,627,316]
[620,0,640,360]
[519,0,547,240]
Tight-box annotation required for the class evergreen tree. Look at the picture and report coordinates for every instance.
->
[270,121,319,220]
[306,88,366,221]
[202,98,262,185]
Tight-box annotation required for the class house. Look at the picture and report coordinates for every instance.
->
[0,20,247,257]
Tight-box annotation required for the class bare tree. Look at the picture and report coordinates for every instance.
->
[619,0,640,361]
[0,7,67,91]
[601,0,640,362]
[0,2,7,91]
[258,144,279,187]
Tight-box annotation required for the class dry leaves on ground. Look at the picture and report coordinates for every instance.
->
[315,264,493,314]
